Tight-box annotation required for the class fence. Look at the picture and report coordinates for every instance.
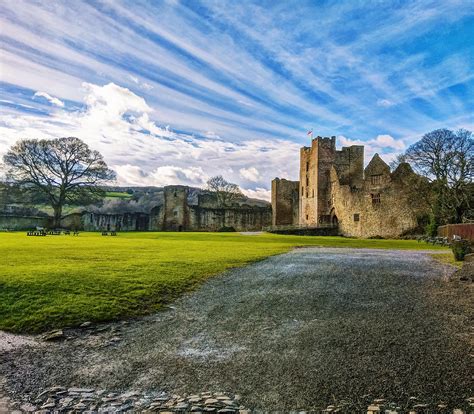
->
[438,223,474,241]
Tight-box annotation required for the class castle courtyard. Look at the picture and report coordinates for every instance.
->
[1,245,471,412]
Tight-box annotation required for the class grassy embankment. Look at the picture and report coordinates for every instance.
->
[0,232,450,333]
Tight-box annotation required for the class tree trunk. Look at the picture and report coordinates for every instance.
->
[53,204,62,228]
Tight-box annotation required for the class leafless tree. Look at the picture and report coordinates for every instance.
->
[403,128,473,224]
[206,175,243,207]
[3,137,115,227]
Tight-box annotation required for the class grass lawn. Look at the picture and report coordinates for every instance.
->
[430,252,463,268]
[104,191,133,199]
[0,232,449,333]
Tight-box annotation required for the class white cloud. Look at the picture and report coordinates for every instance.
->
[1,82,300,199]
[377,99,394,107]
[128,75,139,84]
[242,187,271,202]
[239,167,260,182]
[141,82,154,91]
[114,164,208,187]
[338,134,405,165]
[372,134,405,150]
[33,91,65,107]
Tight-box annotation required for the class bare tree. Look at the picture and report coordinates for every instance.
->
[403,128,473,224]
[206,175,243,207]
[3,137,115,227]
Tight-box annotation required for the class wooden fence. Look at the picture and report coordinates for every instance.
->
[438,223,474,241]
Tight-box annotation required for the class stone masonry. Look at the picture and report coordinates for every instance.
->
[272,136,428,238]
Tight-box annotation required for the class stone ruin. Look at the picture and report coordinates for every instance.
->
[58,185,271,232]
[272,136,429,238]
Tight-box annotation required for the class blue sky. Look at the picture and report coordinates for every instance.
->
[1,0,473,199]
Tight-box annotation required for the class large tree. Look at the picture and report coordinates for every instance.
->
[206,175,243,207]
[3,137,115,227]
[402,128,473,225]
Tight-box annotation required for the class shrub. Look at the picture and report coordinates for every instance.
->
[425,215,439,237]
[451,239,471,261]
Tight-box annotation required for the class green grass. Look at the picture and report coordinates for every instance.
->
[430,252,463,268]
[0,232,447,333]
[105,191,133,199]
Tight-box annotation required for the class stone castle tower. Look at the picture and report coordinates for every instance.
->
[272,135,427,238]
[299,136,363,226]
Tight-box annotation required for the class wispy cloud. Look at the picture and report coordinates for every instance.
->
[33,91,65,107]
[0,0,473,196]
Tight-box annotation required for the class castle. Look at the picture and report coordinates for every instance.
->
[271,136,427,238]
[56,185,271,232]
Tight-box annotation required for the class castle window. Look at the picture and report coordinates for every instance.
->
[306,176,309,186]
[306,214,309,220]
[306,161,309,171]
[371,174,382,185]
[354,213,360,222]
[371,193,381,205]
[312,189,314,198]
[301,186,304,196]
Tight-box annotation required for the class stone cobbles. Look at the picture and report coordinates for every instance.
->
[2,387,472,413]
[4,388,248,413]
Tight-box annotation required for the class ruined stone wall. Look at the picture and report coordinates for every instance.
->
[60,213,83,230]
[163,186,190,231]
[315,137,338,223]
[81,212,149,231]
[271,178,299,226]
[190,206,271,231]
[299,139,320,225]
[330,161,424,238]
[334,145,364,187]
[299,136,362,225]
[149,185,271,231]
[0,215,50,230]
[273,136,430,238]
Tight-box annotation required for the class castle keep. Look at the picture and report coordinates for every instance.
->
[272,136,426,238]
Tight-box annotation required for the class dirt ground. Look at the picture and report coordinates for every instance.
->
[1,248,472,411]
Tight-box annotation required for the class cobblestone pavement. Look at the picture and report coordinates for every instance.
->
[0,248,472,412]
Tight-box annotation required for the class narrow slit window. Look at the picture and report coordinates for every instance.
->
[354,213,360,222]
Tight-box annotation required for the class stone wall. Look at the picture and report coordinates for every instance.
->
[190,206,271,231]
[299,136,365,227]
[163,186,190,231]
[272,136,429,238]
[271,178,299,226]
[299,140,319,225]
[1,185,272,232]
[334,144,364,187]
[0,215,50,230]
[330,161,424,238]
[81,212,150,231]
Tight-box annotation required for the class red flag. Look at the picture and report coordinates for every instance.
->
[307,130,313,135]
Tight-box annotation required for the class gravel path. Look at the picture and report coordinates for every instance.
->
[1,248,472,411]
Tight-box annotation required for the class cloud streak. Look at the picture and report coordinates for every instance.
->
[0,0,473,198]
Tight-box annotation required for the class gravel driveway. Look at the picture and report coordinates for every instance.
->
[1,248,472,411]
